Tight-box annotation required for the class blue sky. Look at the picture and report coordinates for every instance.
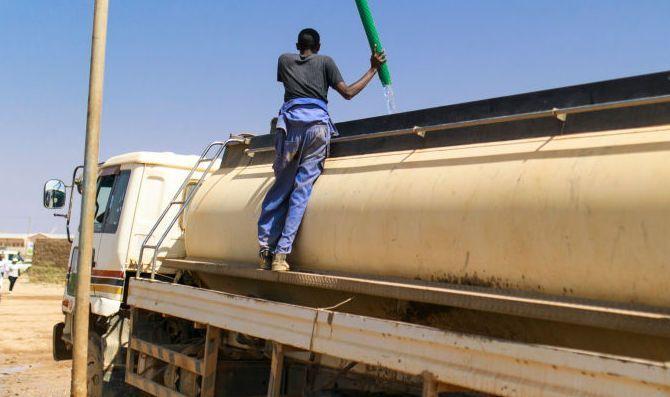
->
[2,0,670,233]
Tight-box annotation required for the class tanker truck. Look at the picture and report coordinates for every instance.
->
[44,71,670,397]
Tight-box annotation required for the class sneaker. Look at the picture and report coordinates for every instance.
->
[258,248,273,270]
[271,253,290,272]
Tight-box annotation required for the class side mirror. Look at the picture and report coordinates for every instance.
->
[43,179,67,209]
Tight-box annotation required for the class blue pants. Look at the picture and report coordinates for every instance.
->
[257,123,330,254]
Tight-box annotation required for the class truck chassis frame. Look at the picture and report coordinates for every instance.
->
[125,278,670,397]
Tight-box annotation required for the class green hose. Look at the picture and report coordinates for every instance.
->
[355,0,391,86]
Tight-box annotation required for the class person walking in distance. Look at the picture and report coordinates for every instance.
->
[257,28,386,271]
[6,259,20,294]
[0,254,6,300]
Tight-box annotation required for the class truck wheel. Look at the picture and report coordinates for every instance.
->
[88,333,104,397]
[53,322,73,361]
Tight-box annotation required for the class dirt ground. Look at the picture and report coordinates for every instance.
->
[0,277,71,397]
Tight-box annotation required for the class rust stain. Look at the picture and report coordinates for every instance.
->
[434,272,519,290]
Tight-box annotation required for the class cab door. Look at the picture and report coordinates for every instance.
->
[91,167,131,300]
[65,167,127,299]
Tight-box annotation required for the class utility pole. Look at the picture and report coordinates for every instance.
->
[71,0,109,396]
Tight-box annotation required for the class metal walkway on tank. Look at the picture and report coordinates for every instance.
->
[163,257,670,338]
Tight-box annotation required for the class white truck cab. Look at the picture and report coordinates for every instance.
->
[44,151,211,374]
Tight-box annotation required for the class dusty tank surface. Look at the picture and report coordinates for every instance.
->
[185,71,670,306]
[178,71,670,360]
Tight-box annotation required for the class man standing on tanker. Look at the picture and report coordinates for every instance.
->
[258,28,386,271]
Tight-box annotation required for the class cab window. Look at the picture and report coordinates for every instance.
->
[93,170,131,234]
[93,175,115,232]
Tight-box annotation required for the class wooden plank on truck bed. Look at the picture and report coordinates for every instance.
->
[267,342,284,397]
[128,278,670,397]
[125,372,188,397]
[129,337,203,375]
[163,258,670,337]
[200,325,220,397]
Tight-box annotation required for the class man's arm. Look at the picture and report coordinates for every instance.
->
[277,54,284,82]
[334,50,387,100]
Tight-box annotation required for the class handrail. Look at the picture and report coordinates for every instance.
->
[136,137,247,280]
[245,94,670,156]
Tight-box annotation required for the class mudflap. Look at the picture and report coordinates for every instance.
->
[52,322,73,361]
[102,314,130,370]
[99,314,142,396]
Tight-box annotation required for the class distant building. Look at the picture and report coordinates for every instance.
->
[0,233,68,257]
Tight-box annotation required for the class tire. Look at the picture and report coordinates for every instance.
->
[88,332,104,397]
[53,322,73,361]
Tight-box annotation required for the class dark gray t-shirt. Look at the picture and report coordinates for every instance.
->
[277,53,344,103]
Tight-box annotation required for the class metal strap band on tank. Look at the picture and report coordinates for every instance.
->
[244,93,670,157]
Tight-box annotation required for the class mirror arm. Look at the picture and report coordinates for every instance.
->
[65,165,84,244]
[55,211,70,243]
[65,219,72,243]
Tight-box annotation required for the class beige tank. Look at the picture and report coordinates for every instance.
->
[184,123,670,308]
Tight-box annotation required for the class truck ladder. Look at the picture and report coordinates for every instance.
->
[137,137,247,280]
